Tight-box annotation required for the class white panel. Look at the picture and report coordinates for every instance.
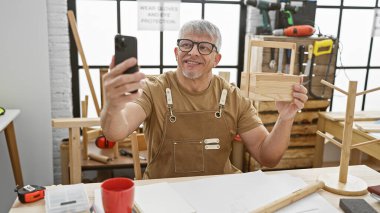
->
[339,9,374,66]
[331,69,366,112]
[315,8,340,37]
[77,1,117,65]
[364,69,380,111]
[370,38,380,66]
[317,0,340,6]
[163,3,202,65]
[121,1,160,65]
[205,4,240,66]
[79,69,101,118]
[344,0,376,7]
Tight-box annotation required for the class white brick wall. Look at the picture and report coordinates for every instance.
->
[47,0,72,184]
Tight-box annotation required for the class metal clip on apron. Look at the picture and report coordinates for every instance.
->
[166,88,176,123]
[215,89,227,118]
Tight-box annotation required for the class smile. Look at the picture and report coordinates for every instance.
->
[184,60,202,65]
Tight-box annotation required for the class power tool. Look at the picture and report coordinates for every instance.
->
[273,25,315,37]
[245,0,300,35]
[15,185,46,203]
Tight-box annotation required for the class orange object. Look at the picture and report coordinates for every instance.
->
[273,25,315,37]
[15,185,45,203]
[95,135,116,149]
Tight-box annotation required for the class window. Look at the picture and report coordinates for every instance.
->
[315,2,380,111]
[70,0,244,118]
[70,1,380,117]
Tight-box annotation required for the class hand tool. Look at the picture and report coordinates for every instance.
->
[245,0,300,35]
[269,48,276,70]
[309,39,334,99]
[95,135,116,149]
[313,39,333,56]
[15,185,46,203]
[273,25,315,37]
[285,49,291,74]
[277,48,284,73]
[298,45,305,74]
[321,39,335,98]
[304,44,313,77]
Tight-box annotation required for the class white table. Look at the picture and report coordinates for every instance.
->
[0,109,23,186]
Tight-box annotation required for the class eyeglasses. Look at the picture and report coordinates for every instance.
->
[177,39,218,55]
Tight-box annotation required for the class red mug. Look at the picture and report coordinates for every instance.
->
[101,177,135,213]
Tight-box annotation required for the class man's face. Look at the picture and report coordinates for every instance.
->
[175,33,221,80]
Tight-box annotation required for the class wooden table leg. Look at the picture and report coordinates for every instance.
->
[69,127,82,184]
[313,115,326,167]
[4,121,24,187]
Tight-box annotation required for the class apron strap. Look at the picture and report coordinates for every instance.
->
[215,89,227,118]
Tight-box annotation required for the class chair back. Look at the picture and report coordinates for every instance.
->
[130,131,147,180]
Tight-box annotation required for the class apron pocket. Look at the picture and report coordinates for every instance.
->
[173,140,204,173]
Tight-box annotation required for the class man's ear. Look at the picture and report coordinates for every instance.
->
[174,47,179,61]
[213,53,222,67]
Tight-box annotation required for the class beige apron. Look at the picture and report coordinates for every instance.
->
[143,86,238,179]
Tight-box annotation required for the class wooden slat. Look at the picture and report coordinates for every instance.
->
[246,148,315,171]
[69,127,82,184]
[266,124,318,135]
[260,111,319,125]
[52,117,100,128]
[289,135,317,147]
[256,100,330,112]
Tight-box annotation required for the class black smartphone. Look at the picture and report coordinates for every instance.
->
[115,34,138,74]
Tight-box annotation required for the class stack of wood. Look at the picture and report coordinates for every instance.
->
[241,35,338,172]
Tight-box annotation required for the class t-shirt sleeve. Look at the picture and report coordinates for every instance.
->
[133,81,153,119]
[236,92,263,134]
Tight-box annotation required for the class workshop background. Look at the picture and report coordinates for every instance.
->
[1,0,379,211]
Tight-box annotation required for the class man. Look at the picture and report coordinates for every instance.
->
[101,20,308,179]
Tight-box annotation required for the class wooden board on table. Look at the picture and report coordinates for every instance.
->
[355,121,380,133]
[256,99,330,112]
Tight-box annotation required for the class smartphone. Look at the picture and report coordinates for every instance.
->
[114,34,138,74]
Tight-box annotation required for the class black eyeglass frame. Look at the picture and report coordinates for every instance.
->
[177,39,218,55]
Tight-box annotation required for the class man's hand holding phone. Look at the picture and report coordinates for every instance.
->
[102,35,145,112]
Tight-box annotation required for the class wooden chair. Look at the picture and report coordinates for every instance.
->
[130,131,148,180]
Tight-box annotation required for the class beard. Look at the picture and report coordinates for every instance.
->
[182,69,203,80]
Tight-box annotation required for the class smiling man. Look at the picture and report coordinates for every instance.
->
[101,20,308,179]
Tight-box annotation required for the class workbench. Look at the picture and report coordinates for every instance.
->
[0,109,23,187]
[313,111,380,168]
[10,165,380,212]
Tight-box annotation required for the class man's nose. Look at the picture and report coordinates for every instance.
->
[188,43,200,55]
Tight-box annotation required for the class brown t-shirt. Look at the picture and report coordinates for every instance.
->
[134,71,262,160]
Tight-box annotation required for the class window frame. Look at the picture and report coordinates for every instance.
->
[68,0,246,117]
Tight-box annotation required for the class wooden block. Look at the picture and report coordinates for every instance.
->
[246,148,315,171]
[355,121,380,132]
[249,73,301,101]
[339,199,377,213]
[256,99,330,112]
[259,111,319,125]
[266,123,318,135]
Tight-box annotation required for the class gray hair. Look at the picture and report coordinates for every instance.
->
[178,20,222,52]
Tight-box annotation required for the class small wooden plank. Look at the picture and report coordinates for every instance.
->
[355,121,380,133]
[321,111,380,122]
[52,117,100,128]
[249,73,301,102]
[69,127,82,184]
[256,100,330,112]
[246,148,315,171]
[266,123,318,135]
[289,135,317,147]
[260,111,319,125]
